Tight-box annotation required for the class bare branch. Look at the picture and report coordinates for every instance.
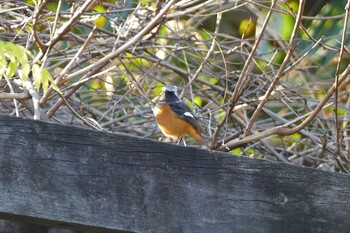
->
[211,0,278,144]
[244,0,306,134]
[277,64,350,136]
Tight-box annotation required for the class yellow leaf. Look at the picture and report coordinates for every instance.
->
[194,95,203,107]
[93,14,106,28]
[93,5,107,28]
[94,5,106,12]
[238,18,256,38]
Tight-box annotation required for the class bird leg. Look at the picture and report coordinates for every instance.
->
[176,137,187,146]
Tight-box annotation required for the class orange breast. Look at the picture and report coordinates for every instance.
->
[154,104,204,143]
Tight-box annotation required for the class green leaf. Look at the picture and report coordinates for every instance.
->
[49,78,62,94]
[41,68,51,94]
[6,60,18,78]
[32,64,61,94]
[4,42,17,62]
[0,45,6,65]
[18,63,30,81]
[0,41,32,80]
[44,68,61,94]
[231,148,242,155]
[32,64,42,91]
[15,45,28,66]
[25,49,34,59]
[0,46,7,79]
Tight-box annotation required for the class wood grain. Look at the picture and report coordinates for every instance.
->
[0,115,349,233]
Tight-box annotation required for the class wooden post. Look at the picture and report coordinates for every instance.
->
[0,115,349,233]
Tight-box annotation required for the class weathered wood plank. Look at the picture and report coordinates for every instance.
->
[0,115,349,233]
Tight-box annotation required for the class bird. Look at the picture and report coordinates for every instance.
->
[153,85,212,151]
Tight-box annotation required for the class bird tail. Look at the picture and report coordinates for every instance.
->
[195,134,217,159]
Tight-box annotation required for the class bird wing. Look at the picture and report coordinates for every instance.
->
[168,102,204,133]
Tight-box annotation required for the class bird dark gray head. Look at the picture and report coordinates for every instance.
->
[158,85,180,104]
[162,85,177,95]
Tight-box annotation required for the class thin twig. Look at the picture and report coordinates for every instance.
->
[34,0,97,63]
[0,92,30,100]
[40,26,98,106]
[180,12,222,98]
[4,75,19,117]
[57,92,103,131]
[64,0,177,81]
[32,0,47,53]
[51,0,62,36]
[217,102,335,151]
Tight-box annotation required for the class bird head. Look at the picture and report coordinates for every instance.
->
[159,85,180,103]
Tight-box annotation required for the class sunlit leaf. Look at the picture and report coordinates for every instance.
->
[209,77,217,84]
[153,86,163,95]
[14,44,28,66]
[231,148,242,155]
[94,15,107,28]
[41,68,49,94]
[0,66,6,79]
[18,63,30,81]
[0,41,32,80]
[93,5,107,28]
[42,68,60,94]
[6,60,18,79]
[94,4,106,12]
[4,42,17,62]
[32,64,42,92]
[25,0,34,6]
[194,95,203,107]
[238,18,256,38]
[0,46,7,79]
[32,64,61,94]
[0,44,6,62]
[90,79,104,89]
[25,49,34,59]
[45,69,61,94]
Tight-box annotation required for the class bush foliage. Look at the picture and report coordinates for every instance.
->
[1,0,350,172]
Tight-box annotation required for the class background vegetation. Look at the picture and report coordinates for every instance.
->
[1,0,350,172]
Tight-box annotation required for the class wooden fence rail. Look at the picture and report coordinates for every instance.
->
[0,115,349,233]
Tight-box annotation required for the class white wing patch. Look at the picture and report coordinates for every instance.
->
[153,105,161,115]
[184,112,195,119]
